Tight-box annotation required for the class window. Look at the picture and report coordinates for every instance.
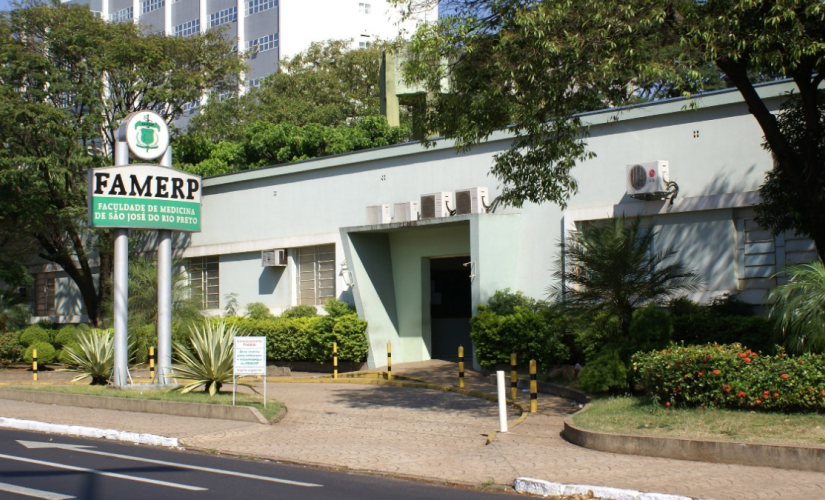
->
[246,0,277,16]
[209,6,237,27]
[297,245,336,306]
[141,0,164,14]
[247,78,262,89]
[181,99,201,113]
[188,256,220,310]
[358,2,371,14]
[736,218,818,290]
[111,6,133,23]
[246,33,278,53]
[35,274,56,317]
[174,19,200,37]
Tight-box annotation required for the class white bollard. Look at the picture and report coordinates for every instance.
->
[496,370,508,433]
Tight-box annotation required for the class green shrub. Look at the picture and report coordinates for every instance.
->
[572,311,622,363]
[24,342,55,364]
[633,343,825,411]
[672,314,775,354]
[63,330,113,385]
[59,341,81,365]
[245,302,273,320]
[627,305,672,353]
[54,326,78,349]
[578,350,628,394]
[323,298,355,318]
[36,319,57,330]
[0,332,22,365]
[19,326,50,347]
[281,304,318,318]
[130,324,157,364]
[485,288,538,316]
[330,314,369,362]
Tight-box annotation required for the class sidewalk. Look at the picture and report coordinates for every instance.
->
[0,361,822,500]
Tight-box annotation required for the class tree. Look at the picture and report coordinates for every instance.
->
[395,0,825,260]
[552,216,703,338]
[0,2,244,325]
[768,261,825,354]
[186,39,390,143]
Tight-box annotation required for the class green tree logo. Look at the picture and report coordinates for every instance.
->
[134,114,161,152]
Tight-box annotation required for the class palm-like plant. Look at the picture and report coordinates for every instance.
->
[172,320,242,395]
[768,261,825,354]
[552,216,704,338]
[63,330,114,385]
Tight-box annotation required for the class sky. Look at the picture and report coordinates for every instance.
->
[0,0,10,11]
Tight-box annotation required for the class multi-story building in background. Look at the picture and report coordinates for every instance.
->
[63,0,436,119]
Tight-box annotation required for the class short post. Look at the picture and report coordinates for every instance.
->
[149,346,155,382]
[529,359,538,413]
[510,353,517,400]
[458,345,465,388]
[496,370,508,433]
[32,349,38,382]
[333,342,338,379]
[386,342,392,381]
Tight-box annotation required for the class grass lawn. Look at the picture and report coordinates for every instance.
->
[573,396,825,446]
[9,384,282,421]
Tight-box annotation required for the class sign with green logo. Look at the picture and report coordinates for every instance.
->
[87,165,202,232]
[124,112,170,161]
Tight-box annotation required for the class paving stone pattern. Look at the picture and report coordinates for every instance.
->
[0,361,822,499]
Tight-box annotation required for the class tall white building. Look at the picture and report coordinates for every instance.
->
[63,0,436,113]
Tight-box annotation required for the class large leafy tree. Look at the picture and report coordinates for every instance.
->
[396,0,825,260]
[0,2,243,326]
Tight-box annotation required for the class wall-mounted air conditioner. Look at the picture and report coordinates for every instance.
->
[420,192,453,219]
[455,187,489,215]
[262,249,287,267]
[627,160,670,200]
[366,204,391,225]
[393,201,419,222]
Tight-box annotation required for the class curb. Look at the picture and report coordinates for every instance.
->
[514,477,716,500]
[0,416,179,447]
[563,405,825,473]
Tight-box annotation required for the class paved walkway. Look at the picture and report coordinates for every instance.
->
[0,361,822,499]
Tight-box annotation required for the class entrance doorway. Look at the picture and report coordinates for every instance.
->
[429,256,472,361]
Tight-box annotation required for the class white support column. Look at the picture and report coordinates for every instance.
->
[199,0,208,34]
[164,0,172,35]
[237,0,247,94]
[102,0,110,20]
[112,140,131,388]
[157,147,173,385]
[133,0,141,24]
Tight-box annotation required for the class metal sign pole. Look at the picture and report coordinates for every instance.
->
[157,146,173,385]
[112,140,130,388]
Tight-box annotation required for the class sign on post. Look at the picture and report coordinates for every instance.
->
[233,336,267,407]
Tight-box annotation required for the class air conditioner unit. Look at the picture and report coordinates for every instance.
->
[366,204,391,225]
[627,160,670,200]
[420,192,453,219]
[455,187,489,215]
[393,201,419,222]
[261,249,287,267]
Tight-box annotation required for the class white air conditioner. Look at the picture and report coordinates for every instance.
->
[626,160,670,199]
[420,192,453,219]
[366,204,391,225]
[261,249,287,267]
[393,201,419,222]
[455,187,489,215]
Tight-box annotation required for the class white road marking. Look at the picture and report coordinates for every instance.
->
[0,481,74,500]
[0,453,206,492]
[17,440,322,488]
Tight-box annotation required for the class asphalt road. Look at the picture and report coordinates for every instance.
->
[0,429,515,500]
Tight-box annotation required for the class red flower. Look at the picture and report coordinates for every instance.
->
[666,402,671,407]
[821,390,825,396]
[725,388,731,393]
[744,357,751,363]
[763,390,770,396]
[781,374,788,379]
[756,400,762,405]
[713,370,720,375]
[738,391,746,398]
[698,372,704,377]
[774,393,779,398]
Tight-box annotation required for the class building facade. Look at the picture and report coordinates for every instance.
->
[29,80,818,368]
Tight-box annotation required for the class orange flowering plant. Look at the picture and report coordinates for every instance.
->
[632,343,825,411]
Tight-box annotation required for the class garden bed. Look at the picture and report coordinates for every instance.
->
[572,396,825,446]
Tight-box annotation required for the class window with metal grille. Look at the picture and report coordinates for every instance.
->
[210,6,237,27]
[111,6,133,23]
[297,245,335,306]
[174,19,200,37]
[188,256,220,310]
[736,218,818,290]
[246,0,277,16]
[141,0,164,14]
[35,274,56,317]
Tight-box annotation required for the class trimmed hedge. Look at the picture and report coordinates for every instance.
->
[633,343,825,411]
[0,332,22,365]
[220,313,368,363]
[24,342,55,364]
[19,326,50,347]
[54,327,78,349]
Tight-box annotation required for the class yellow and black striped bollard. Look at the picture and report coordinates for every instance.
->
[387,342,392,381]
[333,342,338,379]
[32,349,38,382]
[458,345,465,388]
[149,346,155,382]
[529,359,538,413]
[510,353,518,400]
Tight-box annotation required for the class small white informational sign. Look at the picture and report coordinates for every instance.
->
[233,336,267,407]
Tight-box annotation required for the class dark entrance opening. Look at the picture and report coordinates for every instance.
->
[429,256,472,361]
